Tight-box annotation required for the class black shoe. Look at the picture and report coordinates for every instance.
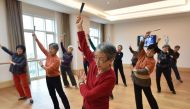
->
[172,91,176,94]
[124,84,127,87]
[29,99,34,104]
[74,85,78,88]
[18,96,27,101]
[179,79,183,83]
[109,94,114,100]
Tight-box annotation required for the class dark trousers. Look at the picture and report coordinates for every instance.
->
[46,76,70,109]
[83,60,89,75]
[156,66,175,92]
[114,63,127,85]
[61,66,77,86]
[134,83,159,109]
[170,62,181,80]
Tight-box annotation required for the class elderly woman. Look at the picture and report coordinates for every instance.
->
[76,16,116,109]
[60,36,77,88]
[32,33,70,109]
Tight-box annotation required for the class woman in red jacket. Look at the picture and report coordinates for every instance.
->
[76,16,117,109]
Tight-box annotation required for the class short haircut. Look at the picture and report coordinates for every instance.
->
[49,43,59,51]
[147,43,160,53]
[162,44,170,48]
[68,45,73,50]
[96,42,117,60]
[175,45,180,49]
[118,45,123,50]
[16,45,26,53]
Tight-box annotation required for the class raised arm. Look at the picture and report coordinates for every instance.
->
[32,33,48,56]
[60,36,67,53]
[87,34,96,51]
[129,46,135,54]
[0,44,14,56]
[76,16,94,62]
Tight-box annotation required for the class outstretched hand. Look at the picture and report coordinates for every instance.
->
[144,31,151,38]
[77,71,86,83]
[32,33,37,40]
[76,16,83,31]
[157,37,161,43]
[60,36,64,42]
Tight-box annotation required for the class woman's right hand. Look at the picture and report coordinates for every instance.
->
[76,16,83,31]
[32,33,37,40]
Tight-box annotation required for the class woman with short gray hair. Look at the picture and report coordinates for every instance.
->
[76,16,116,109]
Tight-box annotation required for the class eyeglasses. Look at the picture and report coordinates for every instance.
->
[94,56,109,64]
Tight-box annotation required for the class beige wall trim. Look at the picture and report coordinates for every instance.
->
[0,80,14,89]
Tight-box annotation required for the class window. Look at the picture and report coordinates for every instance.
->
[89,21,102,50]
[23,14,56,79]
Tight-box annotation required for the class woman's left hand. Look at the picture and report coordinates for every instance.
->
[77,71,86,83]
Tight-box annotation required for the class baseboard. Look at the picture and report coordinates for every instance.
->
[0,80,14,89]
[178,67,190,72]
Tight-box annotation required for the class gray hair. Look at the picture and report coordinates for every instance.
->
[96,42,117,60]
[49,43,59,51]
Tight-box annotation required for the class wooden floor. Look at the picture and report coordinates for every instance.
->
[0,68,189,109]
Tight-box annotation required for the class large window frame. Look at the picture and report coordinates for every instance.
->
[23,14,57,79]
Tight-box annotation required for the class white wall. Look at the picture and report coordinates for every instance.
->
[0,0,13,82]
[69,14,91,70]
[110,14,190,68]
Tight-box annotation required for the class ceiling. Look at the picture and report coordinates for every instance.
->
[20,0,190,23]
[75,0,163,11]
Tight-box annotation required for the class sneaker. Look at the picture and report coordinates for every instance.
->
[18,96,27,101]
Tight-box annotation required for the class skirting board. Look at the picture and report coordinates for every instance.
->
[0,80,14,89]
[0,67,188,89]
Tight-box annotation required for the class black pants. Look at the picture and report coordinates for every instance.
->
[46,76,70,109]
[83,60,89,75]
[134,83,159,109]
[156,66,175,92]
[170,62,181,80]
[114,63,127,85]
[61,66,77,86]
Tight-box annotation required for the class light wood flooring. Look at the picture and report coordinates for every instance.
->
[0,68,189,109]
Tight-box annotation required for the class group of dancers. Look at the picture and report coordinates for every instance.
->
[0,16,183,109]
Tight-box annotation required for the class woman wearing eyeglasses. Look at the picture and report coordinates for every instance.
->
[76,16,117,109]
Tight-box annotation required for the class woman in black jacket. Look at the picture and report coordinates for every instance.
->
[156,44,176,94]
[0,44,33,103]
[114,45,127,86]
